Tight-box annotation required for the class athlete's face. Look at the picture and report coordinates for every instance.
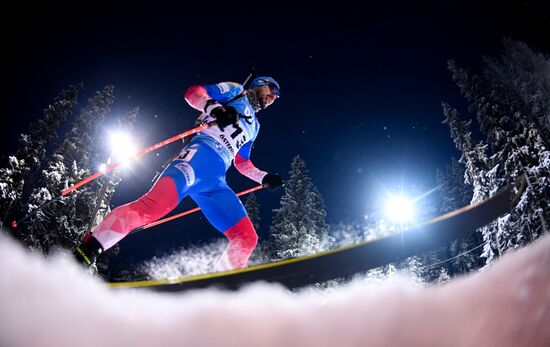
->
[254,85,278,109]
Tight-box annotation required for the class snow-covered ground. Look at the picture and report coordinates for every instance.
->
[1,233,549,347]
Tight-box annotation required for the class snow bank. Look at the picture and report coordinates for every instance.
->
[0,233,549,347]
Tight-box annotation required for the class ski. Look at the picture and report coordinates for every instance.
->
[108,178,525,292]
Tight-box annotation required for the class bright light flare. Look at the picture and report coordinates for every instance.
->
[384,196,415,224]
[108,131,138,165]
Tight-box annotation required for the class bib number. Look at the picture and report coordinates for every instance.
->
[178,147,197,161]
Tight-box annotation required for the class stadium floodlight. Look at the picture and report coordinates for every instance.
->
[384,196,415,224]
[108,130,138,167]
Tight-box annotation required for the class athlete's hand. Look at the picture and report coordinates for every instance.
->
[262,173,283,191]
[210,105,240,131]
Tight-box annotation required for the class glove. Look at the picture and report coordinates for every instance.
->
[210,105,240,131]
[262,173,283,191]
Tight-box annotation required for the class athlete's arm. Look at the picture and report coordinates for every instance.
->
[184,82,244,114]
[234,141,267,184]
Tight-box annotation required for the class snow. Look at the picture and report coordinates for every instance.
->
[140,240,226,280]
[1,233,549,347]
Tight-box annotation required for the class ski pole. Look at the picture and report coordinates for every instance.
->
[129,184,264,235]
[61,121,215,196]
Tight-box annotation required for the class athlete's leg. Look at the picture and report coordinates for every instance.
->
[74,176,181,265]
[92,176,180,251]
[219,216,258,270]
[191,186,258,271]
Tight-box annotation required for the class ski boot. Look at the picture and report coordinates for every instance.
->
[73,234,103,267]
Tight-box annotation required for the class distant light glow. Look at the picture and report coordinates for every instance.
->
[384,196,415,224]
[98,163,108,173]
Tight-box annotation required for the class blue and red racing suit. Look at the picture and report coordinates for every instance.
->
[91,82,268,270]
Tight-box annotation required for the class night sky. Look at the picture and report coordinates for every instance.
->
[2,1,548,268]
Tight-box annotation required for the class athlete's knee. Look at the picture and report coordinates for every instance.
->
[224,216,258,251]
[130,176,179,220]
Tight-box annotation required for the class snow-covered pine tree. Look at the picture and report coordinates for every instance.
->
[483,38,550,145]
[446,40,550,266]
[365,266,386,284]
[402,255,424,285]
[420,251,443,282]
[436,267,451,285]
[448,237,480,275]
[310,185,334,249]
[482,39,550,244]
[0,156,26,229]
[243,192,268,265]
[441,102,502,264]
[437,157,473,214]
[436,158,482,276]
[442,103,506,262]
[441,101,493,202]
[244,192,261,232]
[25,86,115,253]
[0,85,81,231]
[267,155,329,261]
[362,263,398,286]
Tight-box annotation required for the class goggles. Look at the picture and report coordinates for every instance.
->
[269,84,280,98]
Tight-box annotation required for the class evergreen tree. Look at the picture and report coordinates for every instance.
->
[436,268,451,285]
[310,185,334,249]
[437,157,472,214]
[449,238,480,275]
[483,38,550,144]
[441,101,493,202]
[442,101,501,264]
[267,155,329,261]
[437,158,482,275]
[244,192,261,231]
[483,40,550,246]
[25,86,115,253]
[365,266,386,284]
[401,255,425,285]
[243,192,267,265]
[0,85,81,229]
[445,40,550,266]
[419,250,443,282]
